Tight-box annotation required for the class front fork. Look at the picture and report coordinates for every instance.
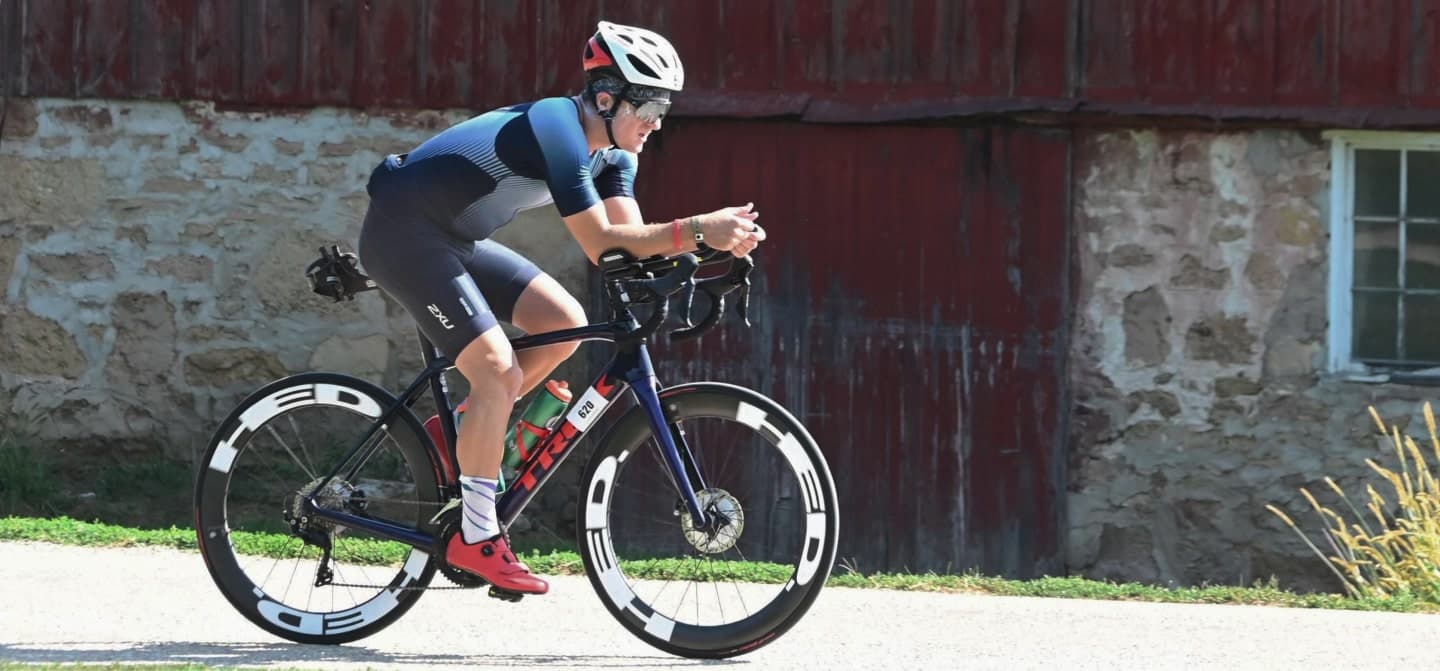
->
[624,350,710,528]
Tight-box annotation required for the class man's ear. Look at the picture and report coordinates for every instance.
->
[596,92,614,114]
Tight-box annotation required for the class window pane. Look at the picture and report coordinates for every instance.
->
[1354,291,1399,361]
[1355,221,1400,288]
[1355,149,1401,217]
[1407,224,1440,290]
[1408,151,1440,219]
[1404,295,1440,363]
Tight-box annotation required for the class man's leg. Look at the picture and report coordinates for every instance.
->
[447,325,550,594]
[507,273,588,395]
[463,241,587,397]
[453,326,522,479]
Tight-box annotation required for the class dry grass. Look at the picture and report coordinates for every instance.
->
[1269,402,1440,603]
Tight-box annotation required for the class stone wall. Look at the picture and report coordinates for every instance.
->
[11,97,1433,583]
[1068,129,1438,589]
[0,98,593,486]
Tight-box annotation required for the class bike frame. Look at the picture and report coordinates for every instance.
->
[303,319,710,552]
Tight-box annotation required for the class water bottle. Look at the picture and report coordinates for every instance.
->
[503,379,573,469]
[448,380,571,493]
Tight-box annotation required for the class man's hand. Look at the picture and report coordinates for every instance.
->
[700,202,765,257]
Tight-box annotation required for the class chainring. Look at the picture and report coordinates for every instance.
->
[432,503,488,588]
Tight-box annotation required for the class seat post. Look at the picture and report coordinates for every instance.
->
[419,329,461,475]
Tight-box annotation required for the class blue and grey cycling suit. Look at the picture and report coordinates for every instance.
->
[358,97,637,358]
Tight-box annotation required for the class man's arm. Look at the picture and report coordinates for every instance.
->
[567,151,700,263]
[563,198,701,264]
[560,147,764,263]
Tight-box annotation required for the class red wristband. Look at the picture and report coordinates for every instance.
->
[671,219,682,250]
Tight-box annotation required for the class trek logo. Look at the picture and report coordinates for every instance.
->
[427,304,454,330]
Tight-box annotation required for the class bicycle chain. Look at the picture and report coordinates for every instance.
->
[311,497,474,592]
[324,577,478,591]
[305,494,563,594]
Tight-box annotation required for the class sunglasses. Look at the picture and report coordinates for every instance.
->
[624,98,671,125]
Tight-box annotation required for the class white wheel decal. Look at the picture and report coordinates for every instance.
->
[207,379,429,637]
[209,383,383,474]
[585,451,677,642]
[254,547,430,634]
[737,402,829,586]
[583,395,833,643]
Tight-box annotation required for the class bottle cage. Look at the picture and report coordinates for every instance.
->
[305,245,377,302]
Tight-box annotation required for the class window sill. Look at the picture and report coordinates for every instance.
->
[1326,367,1440,387]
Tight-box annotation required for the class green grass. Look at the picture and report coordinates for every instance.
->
[0,430,193,528]
[2,516,1435,613]
[0,431,63,516]
[94,459,193,503]
[827,571,1436,611]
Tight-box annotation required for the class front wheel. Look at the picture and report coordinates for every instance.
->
[577,383,840,659]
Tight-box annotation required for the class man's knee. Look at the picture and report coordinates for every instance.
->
[455,336,524,399]
[465,360,525,400]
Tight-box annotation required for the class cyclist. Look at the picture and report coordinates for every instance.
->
[356,21,765,595]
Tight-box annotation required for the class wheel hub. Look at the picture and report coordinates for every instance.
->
[679,488,744,554]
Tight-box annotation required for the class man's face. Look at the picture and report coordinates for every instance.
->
[602,92,670,153]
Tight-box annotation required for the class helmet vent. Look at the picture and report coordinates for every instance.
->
[626,55,659,80]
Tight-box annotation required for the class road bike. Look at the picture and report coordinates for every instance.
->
[193,244,840,659]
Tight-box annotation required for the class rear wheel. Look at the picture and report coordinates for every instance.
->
[194,373,443,644]
[577,383,840,659]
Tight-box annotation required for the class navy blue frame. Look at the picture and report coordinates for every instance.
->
[303,319,710,552]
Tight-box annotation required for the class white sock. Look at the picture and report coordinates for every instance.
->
[459,475,501,543]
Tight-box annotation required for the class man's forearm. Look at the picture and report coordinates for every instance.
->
[597,218,701,259]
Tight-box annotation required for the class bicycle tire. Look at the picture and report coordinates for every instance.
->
[576,382,840,659]
[194,372,443,645]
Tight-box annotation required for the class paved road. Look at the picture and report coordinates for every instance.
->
[2,541,1438,670]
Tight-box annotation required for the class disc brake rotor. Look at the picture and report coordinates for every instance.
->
[679,488,745,554]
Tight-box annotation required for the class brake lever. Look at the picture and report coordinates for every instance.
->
[667,255,757,341]
[667,291,725,342]
[677,282,697,327]
[738,283,751,327]
[734,257,755,327]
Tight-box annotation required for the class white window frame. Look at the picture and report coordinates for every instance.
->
[1326,131,1440,374]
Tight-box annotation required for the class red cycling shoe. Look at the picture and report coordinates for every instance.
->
[445,532,549,594]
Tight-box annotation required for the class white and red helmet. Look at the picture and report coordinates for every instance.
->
[583,21,684,92]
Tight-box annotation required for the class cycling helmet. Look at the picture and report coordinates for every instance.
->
[583,21,684,92]
[583,22,683,147]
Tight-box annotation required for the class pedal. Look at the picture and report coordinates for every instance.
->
[487,586,525,603]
